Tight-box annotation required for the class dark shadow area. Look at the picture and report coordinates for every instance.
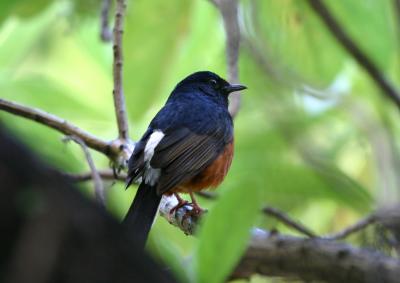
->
[0,125,177,283]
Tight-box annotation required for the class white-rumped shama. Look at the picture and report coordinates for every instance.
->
[124,71,246,247]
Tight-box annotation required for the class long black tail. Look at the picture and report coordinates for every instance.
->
[123,183,162,248]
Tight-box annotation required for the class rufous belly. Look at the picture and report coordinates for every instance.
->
[170,141,234,194]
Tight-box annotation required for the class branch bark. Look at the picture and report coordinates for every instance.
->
[232,229,400,283]
[307,0,400,110]
[0,98,111,156]
[112,0,130,140]
[158,195,202,235]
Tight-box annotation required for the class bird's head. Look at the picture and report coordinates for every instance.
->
[169,71,247,107]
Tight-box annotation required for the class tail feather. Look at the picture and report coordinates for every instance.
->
[123,183,162,248]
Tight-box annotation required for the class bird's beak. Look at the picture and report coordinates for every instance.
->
[223,84,247,94]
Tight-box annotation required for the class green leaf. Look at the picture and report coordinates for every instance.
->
[123,0,194,121]
[194,184,262,283]
[12,0,52,19]
[230,110,373,213]
[0,1,20,24]
[244,0,346,86]
[0,5,57,68]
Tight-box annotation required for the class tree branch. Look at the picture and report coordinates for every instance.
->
[64,136,106,206]
[264,207,377,241]
[211,0,243,118]
[324,214,377,240]
[112,0,130,140]
[0,98,111,156]
[307,0,400,110]
[232,229,400,283]
[158,195,202,235]
[100,0,112,42]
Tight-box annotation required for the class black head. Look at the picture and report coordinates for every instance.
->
[169,71,246,106]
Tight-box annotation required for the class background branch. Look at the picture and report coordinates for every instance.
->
[0,98,111,156]
[112,0,130,140]
[307,0,400,110]
[232,229,400,283]
[211,0,243,118]
[263,206,317,238]
[324,214,377,240]
[264,207,377,241]
[100,0,112,42]
[63,136,106,206]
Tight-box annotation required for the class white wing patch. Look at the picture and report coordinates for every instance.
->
[143,130,165,186]
[144,130,165,162]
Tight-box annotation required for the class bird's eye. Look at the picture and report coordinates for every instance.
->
[209,79,218,88]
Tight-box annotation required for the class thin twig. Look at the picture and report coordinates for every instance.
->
[64,136,106,207]
[62,169,126,182]
[307,0,400,110]
[0,98,111,155]
[211,0,243,118]
[112,0,130,140]
[263,204,377,240]
[263,206,317,238]
[100,0,113,42]
[324,214,377,240]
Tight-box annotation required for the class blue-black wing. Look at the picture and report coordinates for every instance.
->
[151,127,230,195]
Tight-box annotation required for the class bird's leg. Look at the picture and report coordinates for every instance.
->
[180,192,205,223]
[169,193,189,215]
[189,192,204,215]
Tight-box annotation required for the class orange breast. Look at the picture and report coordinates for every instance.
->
[171,141,234,194]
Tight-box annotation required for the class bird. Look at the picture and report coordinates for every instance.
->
[124,71,246,247]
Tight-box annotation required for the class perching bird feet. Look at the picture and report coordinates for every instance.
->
[169,192,205,220]
[188,192,204,215]
[169,193,189,215]
[180,192,205,223]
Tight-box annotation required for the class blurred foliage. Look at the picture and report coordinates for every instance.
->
[1,0,399,282]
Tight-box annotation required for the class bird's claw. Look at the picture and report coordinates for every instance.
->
[169,199,189,215]
[181,203,205,223]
